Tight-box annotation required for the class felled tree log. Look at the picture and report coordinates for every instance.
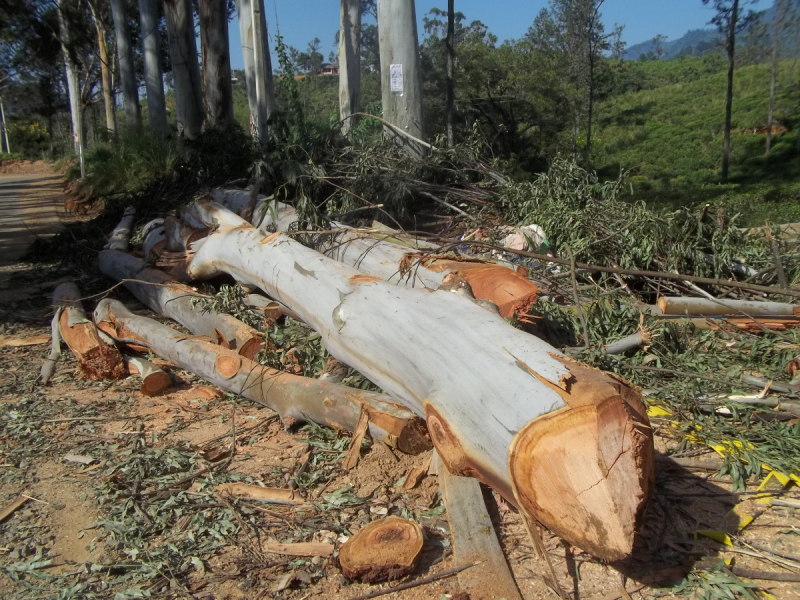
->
[123,355,171,396]
[657,296,800,317]
[98,249,264,358]
[95,299,430,453]
[205,191,539,318]
[338,517,423,582]
[186,206,655,562]
[141,218,166,259]
[245,293,302,322]
[52,283,125,380]
[164,215,207,252]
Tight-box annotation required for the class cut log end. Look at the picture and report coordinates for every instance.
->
[508,365,655,563]
[238,337,265,361]
[338,517,423,583]
[214,355,241,378]
[141,371,171,396]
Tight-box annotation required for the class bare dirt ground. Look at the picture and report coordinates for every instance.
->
[0,168,798,599]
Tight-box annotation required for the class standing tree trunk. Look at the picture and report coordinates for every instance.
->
[339,0,361,135]
[722,0,739,179]
[110,0,143,130]
[445,0,455,147]
[767,0,783,154]
[164,0,204,139]
[377,0,426,155]
[87,0,116,134]
[57,0,86,177]
[199,0,234,127]
[250,0,275,140]
[139,0,169,133]
[235,0,258,135]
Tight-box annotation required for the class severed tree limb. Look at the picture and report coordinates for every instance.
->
[39,308,63,385]
[245,293,302,322]
[94,298,431,454]
[52,283,125,380]
[123,354,171,396]
[186,205,655,562]
[99,250,264,358]
[105,207,136,252]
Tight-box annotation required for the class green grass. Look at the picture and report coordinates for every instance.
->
[594,56,800,226]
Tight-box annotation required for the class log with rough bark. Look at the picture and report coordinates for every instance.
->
[657,296,800,317]
[98,250,264,358]
[124,355,171,396]
[185,204,655,562]
[52,283,125,380]
[95,298,430,453]
[205,191,539,318]
[338,517,423,582]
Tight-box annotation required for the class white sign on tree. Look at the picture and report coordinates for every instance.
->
[390,63,403,93]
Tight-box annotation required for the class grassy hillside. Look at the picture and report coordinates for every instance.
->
[595,56,800,226]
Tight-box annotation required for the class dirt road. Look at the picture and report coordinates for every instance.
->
[0,175,65,266]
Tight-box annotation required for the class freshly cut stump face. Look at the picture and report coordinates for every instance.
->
[338,516,423,583]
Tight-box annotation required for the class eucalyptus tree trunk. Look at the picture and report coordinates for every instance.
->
[339,0,361,135]
[164,0,204,138]
[235,0,258,134]
[377,0,426,155]
[87,0,116,134]
[57,0,86,177]
[139,0,168,133]
[251,0,275,139]
[722,0,739,179]
[445,0,455,147]
[110,0,143,129]
[199,0,234,127]
[767,0,784,154]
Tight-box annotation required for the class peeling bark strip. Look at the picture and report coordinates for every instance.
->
[98,250,263,358]
[52,283,125,381]
[207,189,539,318]
[95,299,430,454]
[186,203,654,561]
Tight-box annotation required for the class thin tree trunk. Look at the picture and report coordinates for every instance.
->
[377,0,426,155]
[199,0,234,127]
[445,0,455,147]
[584,53,594,167]
[164,0,204,138]
[251,0,275,139]
[722,0,739,179]
[767,0,783,154]
[110,0,142,130]
[235,0,258,135]
[57,0,85,177]
[339,0,361,135]
[87,0,116,134]
[139,0,168,133]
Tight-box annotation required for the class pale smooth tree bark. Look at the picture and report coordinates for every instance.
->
[250,0,275,139]
[87,0,116,134]
[445,0,455,146]
[139,0,168,133]
[723,0,740,179]
[377,0,426,155]
[236,0,258,134]
[110,0,143,129]
[199,0,234,127]
[339,0,361,135]
[57,0,86,177]
[185,203,654,561]
[164,0,204,138]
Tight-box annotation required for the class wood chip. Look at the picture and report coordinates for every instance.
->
[403,454,433,490]
[0,334,51,347]
[63,453,96,465]
[342,407,370,470]
[262,542,334,557]
[214,483,303,504]
[0,495,28,522]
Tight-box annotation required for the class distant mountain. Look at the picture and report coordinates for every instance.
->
[623,29,720,61]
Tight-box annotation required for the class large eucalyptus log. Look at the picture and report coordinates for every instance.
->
[98,250,264,358]
[186,206,654,562]
[205,191,538,318]
[95,299,430,453]
[52,283,125,380]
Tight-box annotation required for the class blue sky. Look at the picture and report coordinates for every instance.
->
[227,0,725,71]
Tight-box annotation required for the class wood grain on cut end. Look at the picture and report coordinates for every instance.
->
[508,359,654,562]
[237,336,265,360]
[141,371,171,396]
[214,354,241,378]
[338,516,423,583]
